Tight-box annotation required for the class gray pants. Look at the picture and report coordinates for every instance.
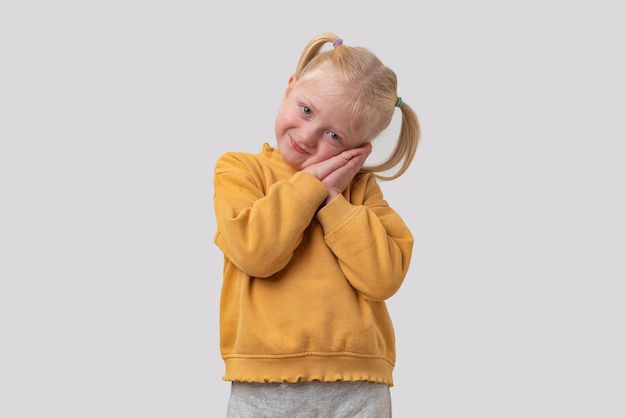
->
[226,380,392,418]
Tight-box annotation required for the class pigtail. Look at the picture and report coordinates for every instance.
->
[294,33,340,76]
[366,101,420,181]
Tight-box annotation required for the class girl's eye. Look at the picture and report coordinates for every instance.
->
[328,132,341,143]
[301,105,312,116]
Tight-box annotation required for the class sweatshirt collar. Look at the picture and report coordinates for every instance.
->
[262,143,297,174]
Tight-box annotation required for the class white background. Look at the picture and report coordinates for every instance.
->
[1,1,624,417]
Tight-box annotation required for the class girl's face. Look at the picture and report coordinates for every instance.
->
[274,75,363,170]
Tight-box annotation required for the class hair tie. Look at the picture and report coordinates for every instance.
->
[395,97,403,107]
[333,38,343,48]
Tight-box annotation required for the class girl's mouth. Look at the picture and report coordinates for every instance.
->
[290,138,308,154]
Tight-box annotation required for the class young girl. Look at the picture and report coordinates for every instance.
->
[213,32,420,417]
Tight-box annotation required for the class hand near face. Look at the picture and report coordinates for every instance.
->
[303,142,372,205]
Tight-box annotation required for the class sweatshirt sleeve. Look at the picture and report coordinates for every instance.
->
[315,174,414,301]
[213,152,328,278]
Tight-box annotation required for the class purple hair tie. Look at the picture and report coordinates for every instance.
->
[333,38,343,48]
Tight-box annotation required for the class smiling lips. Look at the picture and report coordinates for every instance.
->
[290,138,309,155]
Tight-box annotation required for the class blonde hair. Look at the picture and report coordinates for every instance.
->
[293,32,421,181]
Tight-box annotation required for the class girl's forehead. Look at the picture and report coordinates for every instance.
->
[296,77,353,104]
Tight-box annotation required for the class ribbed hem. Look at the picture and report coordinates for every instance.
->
[222,354,394,387]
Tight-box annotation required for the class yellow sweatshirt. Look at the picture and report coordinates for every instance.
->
[213,143,413,387]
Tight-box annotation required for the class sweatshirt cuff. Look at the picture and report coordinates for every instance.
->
[316,195,357,233]
[291,170,328,213]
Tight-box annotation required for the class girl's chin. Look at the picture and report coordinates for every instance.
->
[280,152,306,169]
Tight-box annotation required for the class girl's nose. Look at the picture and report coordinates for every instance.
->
[300,124,321,147]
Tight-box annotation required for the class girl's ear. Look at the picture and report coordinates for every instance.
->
[283,75,297,98]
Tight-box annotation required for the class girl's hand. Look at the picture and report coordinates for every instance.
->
[304,142,372,205]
